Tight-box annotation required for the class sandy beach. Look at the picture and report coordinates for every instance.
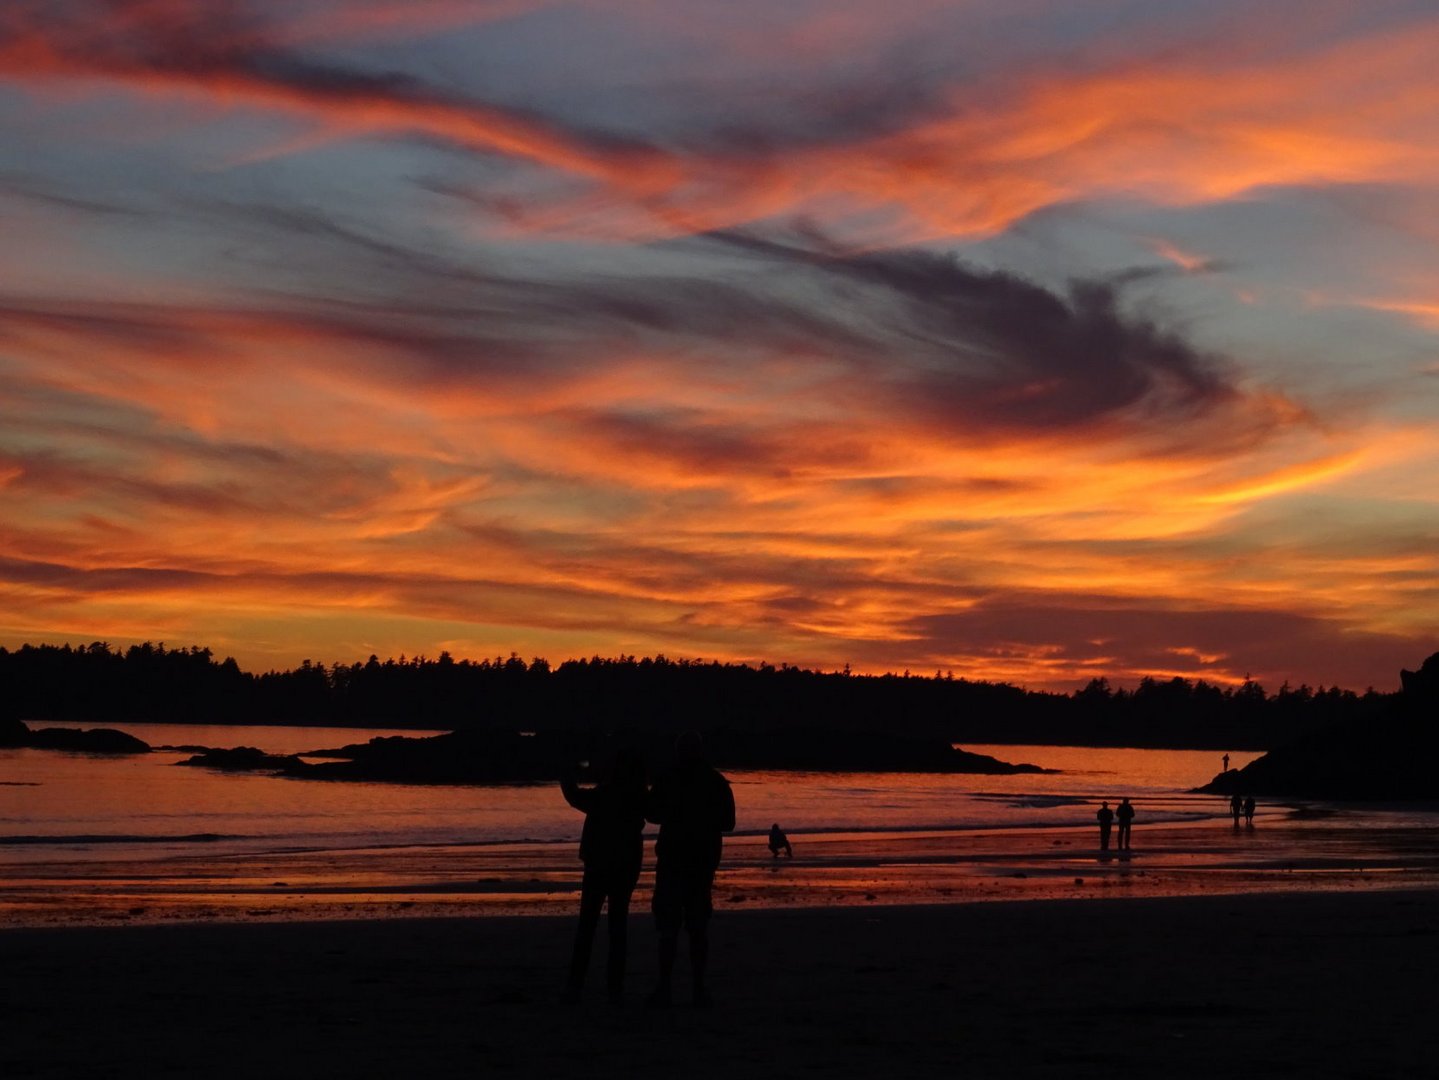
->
[8,742,1439,1076]
[4,888,1437,1079]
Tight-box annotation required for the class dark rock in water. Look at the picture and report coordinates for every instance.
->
[1197,651,1439,800]
[178,746,305,771]
[289,730,570,784]
[1195,724,1439,799]
[282,727,1047,785]
[0,718,148,753]
[302,735,423,760]
[25,726,150,754]
[703,729,1047,774]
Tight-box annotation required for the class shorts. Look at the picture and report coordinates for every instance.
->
[651,860,716,933]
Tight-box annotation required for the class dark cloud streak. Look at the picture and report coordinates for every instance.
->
[0,186,1282,462]
[219,198,1261,441]
[0,0,664,176]
[694,228,1250,431]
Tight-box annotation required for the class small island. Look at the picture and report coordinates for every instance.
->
[1196,651,1439,800]
[0,718,150,754]
[179,728,1046,783]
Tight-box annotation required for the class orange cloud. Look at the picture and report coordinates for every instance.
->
[0,236,1411,693]
[7,5,1439,245]
[2,3,1437,690]
[0,2,676,191]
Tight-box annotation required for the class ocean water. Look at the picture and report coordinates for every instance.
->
[0,724,1253,861]
[4,724,1437,925]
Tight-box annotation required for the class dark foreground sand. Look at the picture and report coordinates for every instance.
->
[4,890,1437,1079]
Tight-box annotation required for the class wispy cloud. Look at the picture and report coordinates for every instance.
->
[0,1,1435,687]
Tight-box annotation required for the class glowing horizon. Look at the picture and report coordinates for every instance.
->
[2,1,1436,692]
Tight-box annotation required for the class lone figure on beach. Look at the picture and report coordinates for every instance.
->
[768,823,793,858]
[560,747,648,1003]
[1116,798,1135,850]
[1223,752,1230,772]
[646,731,736,1008]
[1243,794,1256,826]
[1096,801,1114,850]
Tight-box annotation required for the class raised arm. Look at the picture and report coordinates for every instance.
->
[560,768,596,814]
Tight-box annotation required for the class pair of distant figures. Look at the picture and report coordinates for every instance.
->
[560,731,736,1008]
[1230,792,1257,826]
[1095,798,1135,850]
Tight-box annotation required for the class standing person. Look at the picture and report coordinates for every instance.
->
[1229,791,1243,826]
[646,731,736,1008]
[1116,797,1135,850]
[768,823,793,858]
[1222,752,1230,773]
[560,747,648,1004]
[1243,794,1256,826]
[1096,801,1114,851]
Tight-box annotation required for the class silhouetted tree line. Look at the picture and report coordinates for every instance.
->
[0,641,1396,750]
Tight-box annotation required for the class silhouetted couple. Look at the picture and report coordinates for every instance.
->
[1231,792,1256,827]
[1099,798,1134,850]
[560,731,735,1008]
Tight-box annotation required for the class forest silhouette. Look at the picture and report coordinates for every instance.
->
[0,641,1391,750]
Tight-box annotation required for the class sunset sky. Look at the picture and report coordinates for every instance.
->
[2,0,1436,691]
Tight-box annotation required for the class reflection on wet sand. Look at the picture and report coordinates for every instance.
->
[8,810,1439,927]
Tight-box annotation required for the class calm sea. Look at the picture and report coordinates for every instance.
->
[1,722,1256,863]
[10,724,1439,925]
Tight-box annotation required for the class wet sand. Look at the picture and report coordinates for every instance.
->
[3,889,1438,1078]
[7,809,1439,926]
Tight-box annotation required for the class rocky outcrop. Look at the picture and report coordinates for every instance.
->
[7,721,150,753]
[703,729,1046,774]
[1196,724,1439,799]
[177,746,305,771]
[292,730,562,783]
[1197,651,1439,800]
[193,728,1047,785]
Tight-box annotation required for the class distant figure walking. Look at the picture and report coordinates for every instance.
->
[1243,794,1256,826]
[560,747,648,1003]
[1229,792,1243,826]
[1116,798,1135,850]
[1222,752,1230,773]
[1096,801,1114,850]
[768,823,793,858]
[646,731,736,1008]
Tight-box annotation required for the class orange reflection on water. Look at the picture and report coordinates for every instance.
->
[8,816,1439,929]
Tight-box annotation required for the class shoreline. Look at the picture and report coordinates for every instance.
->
[5,890,1437,1077]
[7,809,1439,929]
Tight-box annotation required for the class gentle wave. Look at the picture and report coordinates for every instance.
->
[0,833,246,845]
